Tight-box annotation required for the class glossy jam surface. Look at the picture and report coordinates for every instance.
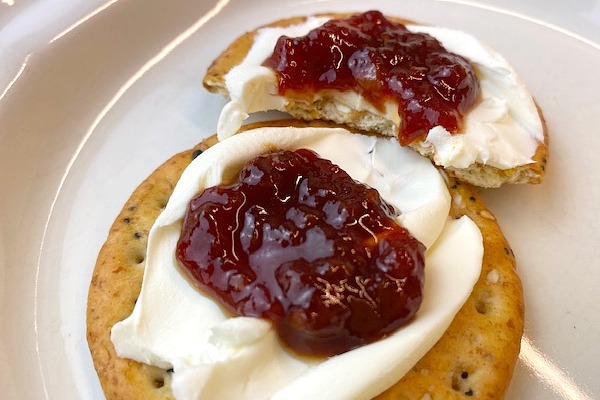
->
[263,11,480,145]
[176,149,425,356]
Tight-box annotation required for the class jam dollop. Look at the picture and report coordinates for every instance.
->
[176,149,425,357]
[263,11,480,145]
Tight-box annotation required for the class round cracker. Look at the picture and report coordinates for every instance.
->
[87,120,523,399]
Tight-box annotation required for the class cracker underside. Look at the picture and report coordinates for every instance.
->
[202,13,548,188]
[87,120,523,400]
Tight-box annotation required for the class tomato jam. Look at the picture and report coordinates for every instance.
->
[176,149,425,356]
[263,11,479,145]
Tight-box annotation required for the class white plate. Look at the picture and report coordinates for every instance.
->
[1,0,599,399]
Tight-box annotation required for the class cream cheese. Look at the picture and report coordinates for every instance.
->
[217,17,543,171]
[111,126,483,400]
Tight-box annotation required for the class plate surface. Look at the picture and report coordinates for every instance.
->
[1,0,599,399]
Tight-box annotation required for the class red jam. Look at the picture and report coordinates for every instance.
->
[176,149,425,357]
[263,10,480,145]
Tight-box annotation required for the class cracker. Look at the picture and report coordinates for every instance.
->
[87,120,523,399]
[203,13,548,188]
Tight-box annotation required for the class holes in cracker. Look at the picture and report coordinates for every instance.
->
[475,300,488,315]
[133,251,145,265]
[475,290,493,315]
[153,376,165,389]
[451,369,475,397]
[143,364,172,391]
[148,369,171,391]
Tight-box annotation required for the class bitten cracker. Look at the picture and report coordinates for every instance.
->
[87,120,523,400]
[203,13,548,188]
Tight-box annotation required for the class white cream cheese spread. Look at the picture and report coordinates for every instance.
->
[111,126,483,400]
[217,17,544,171]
